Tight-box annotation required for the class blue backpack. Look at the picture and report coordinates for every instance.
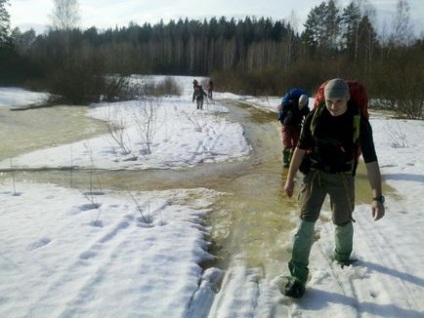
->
[278,88,308,123]
[281,88,308,107]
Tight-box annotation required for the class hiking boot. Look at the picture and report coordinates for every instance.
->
[283,277,305,298]
[333,256,358,269]
[336,258,358,268]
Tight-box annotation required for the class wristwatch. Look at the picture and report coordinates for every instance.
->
[373,195,385,204]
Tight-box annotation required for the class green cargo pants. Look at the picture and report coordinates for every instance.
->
[288,170,355,283]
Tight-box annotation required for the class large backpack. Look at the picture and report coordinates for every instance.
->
[301,80,369,175]
[278,88,308,123]
[281,88,308,107]
[312,80,369,118]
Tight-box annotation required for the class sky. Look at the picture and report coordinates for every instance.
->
[0,76,423,317]
[8,0,424,36]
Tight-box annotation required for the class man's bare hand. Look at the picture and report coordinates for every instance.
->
[284,180,295,198]
[371,201,385,221]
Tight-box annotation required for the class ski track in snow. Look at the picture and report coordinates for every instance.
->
[0,185,213,318]
[18,197,157,317]
[201,198,424,317]
[292,200,424,317]
[26,214,136,317]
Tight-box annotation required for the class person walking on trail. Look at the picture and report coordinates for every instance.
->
[207,79,214,100]
[278,89,310,167]
[282,78,385,298]
[192,84,207,110]
[192,79,199,89]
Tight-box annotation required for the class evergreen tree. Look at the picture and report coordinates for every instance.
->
[302,2,327,48]
[0,0,10,45]
[302,0,342,58]
[357,15,378,74]
[342,1,361,56]
[324,0,342,50]
[11,28,37,54]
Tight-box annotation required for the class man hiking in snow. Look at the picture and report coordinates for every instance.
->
[278,89,310,167]
[282,78,385,298]
[192,79,199,89]
[192,84,207,110]
[207,79,214,100]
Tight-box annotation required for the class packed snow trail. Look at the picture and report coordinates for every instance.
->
[1,83,424,317]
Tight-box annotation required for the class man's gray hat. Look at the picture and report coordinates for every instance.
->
[299,94,309,106]
[324,78,349,99]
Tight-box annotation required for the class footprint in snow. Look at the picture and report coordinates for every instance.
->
[370,290,378,298]
[26,237,52,251]
[80,251,97,260]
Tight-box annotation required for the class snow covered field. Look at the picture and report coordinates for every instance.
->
[0,77,423,317]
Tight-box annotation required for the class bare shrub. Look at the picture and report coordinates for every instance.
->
[127,191,155,225]
[372,54,424,119]
[385,122,407,148]
[9,159,18,196]
[131,97,162,154]
[211,64,325,97]
[183,110,220,133]
[106,105,132,155]
[68,141,103,224]
[47,54,105,104]
[102,75,137,102]
[396,99,423,119]
[141,76,182,96]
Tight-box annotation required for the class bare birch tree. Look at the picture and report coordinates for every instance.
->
[49,0,80,30]
[391,0,414,46]
[48,0,81,70]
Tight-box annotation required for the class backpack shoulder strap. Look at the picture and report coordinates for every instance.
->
[310,102,326,136]
[353,113,361,143]
[347,101,361,143]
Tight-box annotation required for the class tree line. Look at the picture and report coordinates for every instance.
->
[1,0,423,118]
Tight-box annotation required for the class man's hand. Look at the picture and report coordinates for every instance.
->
[284,179,295,198]
[283,148,306,199]
[365,161,384,221]
[371,201,385,221]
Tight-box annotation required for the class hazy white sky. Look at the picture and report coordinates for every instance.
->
[8,0,424,35]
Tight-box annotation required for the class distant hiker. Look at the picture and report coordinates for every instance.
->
[282,78,385,299]
[193,84,207,110]
[193,79,199,89]
[207,79,214,100]
[278,89,310,167]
